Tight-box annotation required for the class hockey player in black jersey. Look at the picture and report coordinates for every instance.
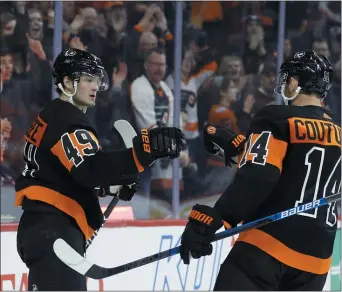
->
[180,51,341,291]
[15,49,185,291]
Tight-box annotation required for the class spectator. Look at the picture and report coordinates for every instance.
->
[243,14,267,75]
[312,38,331,58]
[249,62,277,115]
[208,78,240,133]
[104,2,129,66]
[128,4,174,81]
[218,56,253,98]
[0,118,15,189]
[27,8,53,60]
[1,12,17,36]
[188,30,218,87]
[98,62,134,148]
[165,50,200,163]
[27,8,44,40]
[190,2,223,50]
[63,1,76,32]
[130,48,189,218]
[0,118,13,165]
[128,31,158,82]
[0,48,29,177]
[200,77,243,197]
[209,76,253,135]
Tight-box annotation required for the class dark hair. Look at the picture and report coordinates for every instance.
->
[143,47,166,62]
[260,62,277,77]
[194,31,210,48]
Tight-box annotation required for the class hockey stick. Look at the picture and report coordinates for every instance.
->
[53,192,341,279]
[85,120,137,249]
[86,195,120,249]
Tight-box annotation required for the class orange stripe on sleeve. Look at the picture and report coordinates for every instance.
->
[243,134,288,172]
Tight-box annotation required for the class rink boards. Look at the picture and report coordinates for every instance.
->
[1,220,341,291]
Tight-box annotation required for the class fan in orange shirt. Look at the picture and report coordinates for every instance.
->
[206,77,240,168]
[208,76,240,134]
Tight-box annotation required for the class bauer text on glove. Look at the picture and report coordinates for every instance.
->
[132,127,186,171]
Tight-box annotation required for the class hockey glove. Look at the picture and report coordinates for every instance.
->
[133,127,186,167]
[117,184,137,201]
[203,124,246,166]
[180,204,223,265]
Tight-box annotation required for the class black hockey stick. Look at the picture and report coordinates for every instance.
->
[85,194,119,249]
[85,120,137,249]
[53,192,341,279]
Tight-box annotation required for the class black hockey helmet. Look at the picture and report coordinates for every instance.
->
[276,51,333,104]
[52,49,109,93]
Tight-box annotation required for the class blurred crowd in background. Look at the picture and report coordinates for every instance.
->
[1,1,341,220]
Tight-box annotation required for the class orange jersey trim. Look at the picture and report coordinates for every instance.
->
[15,186,95,240]
[237,229,332,274]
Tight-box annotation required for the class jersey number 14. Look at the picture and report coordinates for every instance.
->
[295,146,341,227]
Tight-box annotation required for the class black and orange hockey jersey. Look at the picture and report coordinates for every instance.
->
[15,98,143,240]
[214,105,341,275]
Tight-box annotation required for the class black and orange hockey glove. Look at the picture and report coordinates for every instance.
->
[133,127,186,167]
[180,204,223,265]
[203,124,246,166]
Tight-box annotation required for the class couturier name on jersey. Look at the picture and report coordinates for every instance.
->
[280,200,321,218]
[289,117,341,147]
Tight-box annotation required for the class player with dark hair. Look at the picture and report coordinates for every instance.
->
[180,51,341,291]
[15,49,185,291]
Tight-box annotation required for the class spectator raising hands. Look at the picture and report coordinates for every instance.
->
[112,62,128,87]
[26,33,46,61]
[137,4,161,32]
[69,36,87,51]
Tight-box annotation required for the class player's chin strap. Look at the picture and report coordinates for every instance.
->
[274,85,302,105]
[57,81,80,107]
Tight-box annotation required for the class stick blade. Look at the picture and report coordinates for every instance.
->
[53,239,93,275]
[113,120,136,148]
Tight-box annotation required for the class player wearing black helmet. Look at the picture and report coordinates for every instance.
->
[15,49,185,291]
[179,51,341,291]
